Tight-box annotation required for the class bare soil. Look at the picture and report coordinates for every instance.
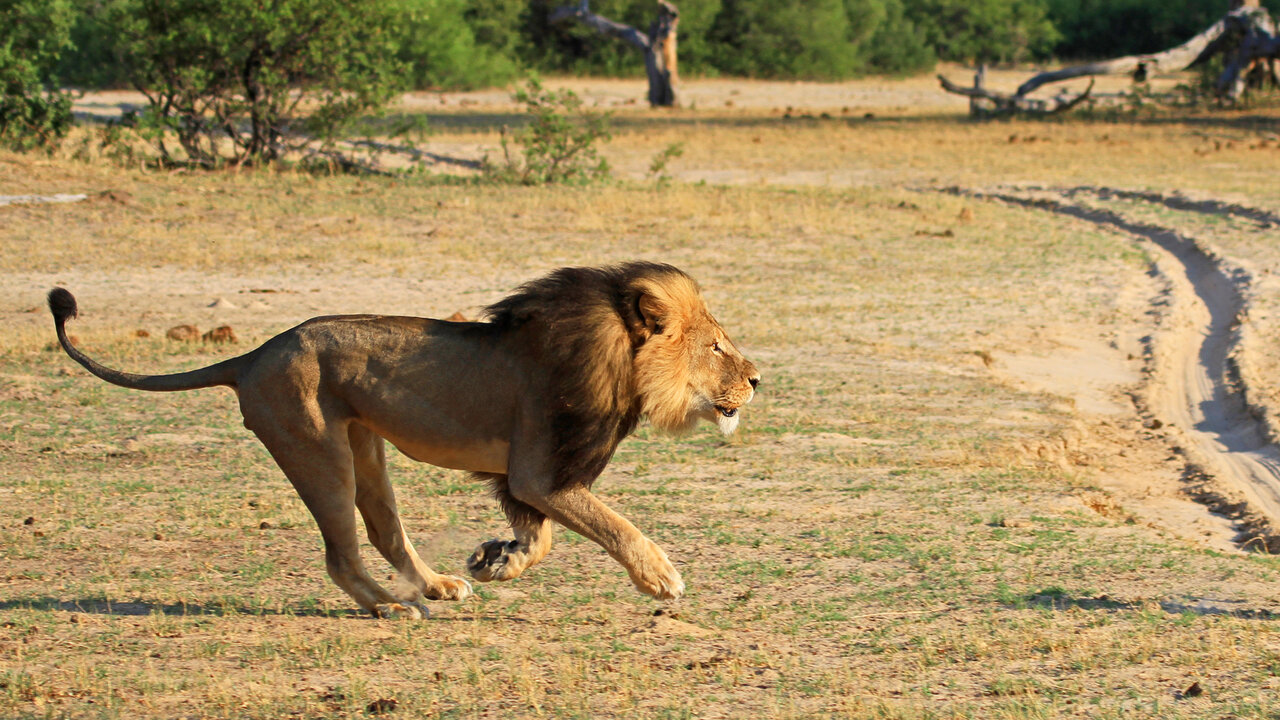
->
[4,74,1280,719]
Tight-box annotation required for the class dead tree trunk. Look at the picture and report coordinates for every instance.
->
[550,1,679,107]
[939,3,1280,112]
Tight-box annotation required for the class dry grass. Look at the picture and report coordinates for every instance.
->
[2,77,1280,719]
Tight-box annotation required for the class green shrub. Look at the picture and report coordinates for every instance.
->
[104,0,405,167]
[863,0,936,75]
[0,0,75,152]
[393,0,520,90]
[1046,0,1280,59]
[485,78,612,185]
[707,0,865,79]
[902,0,1059,64]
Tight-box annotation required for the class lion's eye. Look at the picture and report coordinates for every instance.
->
[712,342,724,355]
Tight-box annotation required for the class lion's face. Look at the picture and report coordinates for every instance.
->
[685,312,759,435]
[632,276,760,436]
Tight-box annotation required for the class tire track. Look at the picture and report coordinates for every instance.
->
[944,185,1280,550]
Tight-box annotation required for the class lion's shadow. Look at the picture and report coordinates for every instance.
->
[0,597,530,622]
[0,597,365,618]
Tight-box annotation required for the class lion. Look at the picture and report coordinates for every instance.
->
[47,262,760,618]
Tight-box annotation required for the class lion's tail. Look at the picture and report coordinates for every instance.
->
[48,288,244,392]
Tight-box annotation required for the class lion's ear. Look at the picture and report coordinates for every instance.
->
[636,292,666,336]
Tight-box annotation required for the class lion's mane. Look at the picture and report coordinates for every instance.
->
[481,262,705,490]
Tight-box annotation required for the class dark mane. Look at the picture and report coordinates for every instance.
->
[482,262,690,488]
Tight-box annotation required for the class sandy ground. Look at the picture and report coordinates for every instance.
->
[48,70,1280,557]
[957,185,1280,553]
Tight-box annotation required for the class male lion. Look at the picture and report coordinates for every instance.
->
[48,263,760,618]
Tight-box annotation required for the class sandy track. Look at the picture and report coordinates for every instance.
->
[948,185,1280,547]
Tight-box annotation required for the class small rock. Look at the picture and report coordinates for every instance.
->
[259,521,272,530]
[1183,681,1203,698]
[208,297,237,309]
[23,516,34,525]
[166,325,199,342]
[202,325,237,344]
[134,329,151,338]
[366,698,398,714]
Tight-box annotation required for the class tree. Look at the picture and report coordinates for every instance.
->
[0,0,75,151]
[393,0,519,90]
[708,0,863,78]
[106,0,405,167]
[903,0,1059,64]
[550,0,681,106]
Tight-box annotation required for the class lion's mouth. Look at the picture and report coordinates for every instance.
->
[716,405,738,418]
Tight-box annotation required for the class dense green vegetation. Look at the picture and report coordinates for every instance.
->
[0,0,75,151]
[39,0,1280,92]
[3,0,1277,155]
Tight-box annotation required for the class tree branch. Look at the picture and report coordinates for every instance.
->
[550,1,651,51]
[938,75,1094,115]
[1013,6,1277,100]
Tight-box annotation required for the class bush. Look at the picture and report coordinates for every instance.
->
[104,0,405,167]
[708,0,865,79]
[393,0,520,90]
[520,0,935,80]
[0,0,75,152]
[902,0,1059,64]
[1045,0,1280,59]
[863,0,936,75]
[57,2,130,88]
[485,78,611,185]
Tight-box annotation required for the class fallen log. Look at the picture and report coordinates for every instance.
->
[937,74,1094,115]
[940,3,1280,114]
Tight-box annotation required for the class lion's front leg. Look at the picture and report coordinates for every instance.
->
[468,515,552,582]
[469,480,553,583]
[522,485,684,600]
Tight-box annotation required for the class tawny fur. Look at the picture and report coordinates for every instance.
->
[47,263,760,617]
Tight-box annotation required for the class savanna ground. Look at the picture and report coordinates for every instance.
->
[3,68,1280,718]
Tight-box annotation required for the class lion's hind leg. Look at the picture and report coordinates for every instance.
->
[244,404,422,619]
[468,474,553,582]
[350,424,472,602]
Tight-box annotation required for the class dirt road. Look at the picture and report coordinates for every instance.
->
[954,185,1280,549]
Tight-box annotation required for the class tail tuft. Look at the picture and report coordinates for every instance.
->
[48,288,78,324]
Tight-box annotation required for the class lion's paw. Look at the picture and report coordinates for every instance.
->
[628,541,684,600]
[373,601,428,620]
[467,539,526,582]
[424,574,473,601]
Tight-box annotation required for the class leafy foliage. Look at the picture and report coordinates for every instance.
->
[707,0,866,78]
[392,0,519,90]
[0,0,75,152]
[1046,0,1280,59]
[486,78,612,185]
[104,0,405,167]
[902,0,1060,64]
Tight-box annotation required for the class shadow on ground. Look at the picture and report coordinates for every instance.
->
[1010,591,1279,619]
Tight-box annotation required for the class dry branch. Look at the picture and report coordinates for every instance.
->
[940,4,1280,114]
[937,74,1094,115]
[550,0,679,107]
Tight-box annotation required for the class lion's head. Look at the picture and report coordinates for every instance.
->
[484,262,759,483]
[629,269,760,436]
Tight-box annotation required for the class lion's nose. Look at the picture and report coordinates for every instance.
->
[749,376,760,390]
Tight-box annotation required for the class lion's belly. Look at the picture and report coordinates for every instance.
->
[389,437,510,474]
